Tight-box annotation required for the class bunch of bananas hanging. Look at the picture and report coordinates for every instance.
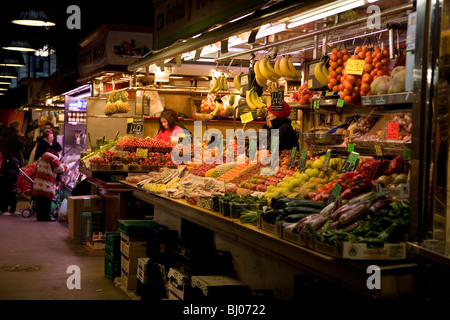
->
[209,73,228,94]
[313,59,330,87]
[254,57,275,89]
[245,87,266,110]
[274,55,302,79]
[233,72,243,94]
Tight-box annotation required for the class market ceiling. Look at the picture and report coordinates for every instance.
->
[0,0,154,108]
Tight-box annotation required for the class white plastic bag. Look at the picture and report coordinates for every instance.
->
[58,198,68,221]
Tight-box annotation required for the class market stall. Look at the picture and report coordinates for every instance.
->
[70,0,450,300]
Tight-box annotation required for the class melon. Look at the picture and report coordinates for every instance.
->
[370,75,391,95]
[388,70,406,93]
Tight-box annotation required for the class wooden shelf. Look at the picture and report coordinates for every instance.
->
[122,181,418,299]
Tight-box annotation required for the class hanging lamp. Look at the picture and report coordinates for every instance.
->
[0,67,18,78]
[11,10,55,27]
[2,40,36,52]
[0,51,25,67]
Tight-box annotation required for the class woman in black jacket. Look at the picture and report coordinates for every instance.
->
[34,129,54,162]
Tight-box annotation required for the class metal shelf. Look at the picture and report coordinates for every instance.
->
[361,92,413,107]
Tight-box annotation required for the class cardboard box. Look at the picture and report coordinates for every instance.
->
[103,194,120,232]
[313,240,408,260]
[68,195,103,240]
[341,242,407,260]
[121,267,138,290]
[121,254,139,274]
[120,237,147,258]
[137,257,150,284]
[191,275,250,299]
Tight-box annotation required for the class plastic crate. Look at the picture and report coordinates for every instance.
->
[117,219,164,236]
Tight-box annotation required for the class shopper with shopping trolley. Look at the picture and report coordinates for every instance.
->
[32,142,68,221]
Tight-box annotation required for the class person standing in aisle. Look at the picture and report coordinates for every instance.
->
[23,128,36,166]
[32,142,68,221]
[264,102,299,152]
[155,109,185,142]
[32,129,54,162]
[0,120,26,215]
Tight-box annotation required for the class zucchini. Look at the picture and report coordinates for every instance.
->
[272,197,298,210]
[262,209,284,224]
[270,196,284,209]
[284,199,326,209]
[282,206,322,216]
[284,213,311,223]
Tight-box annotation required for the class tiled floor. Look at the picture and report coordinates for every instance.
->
[0,199,130,300]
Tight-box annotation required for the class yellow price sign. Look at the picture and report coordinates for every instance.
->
[136,147,148,158]
[345,59,365,75]
[374,145,383,156]
[127,118,133,123]
[240,112,254,124]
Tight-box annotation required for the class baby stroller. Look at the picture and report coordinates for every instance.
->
[17,164,61,219]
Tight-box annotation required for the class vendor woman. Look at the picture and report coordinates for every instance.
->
[155,109,184,142]
[265,101,299,152]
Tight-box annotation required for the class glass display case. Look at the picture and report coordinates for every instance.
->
[60,145,86,191]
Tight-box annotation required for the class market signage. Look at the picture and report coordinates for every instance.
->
[78,26,153,78]
[153,0,265,50]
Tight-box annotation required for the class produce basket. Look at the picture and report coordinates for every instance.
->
[197,196,214,211]
[303,133,345,145]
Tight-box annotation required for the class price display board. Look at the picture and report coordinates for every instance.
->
[127,118,144,134]
[270,91,285,111]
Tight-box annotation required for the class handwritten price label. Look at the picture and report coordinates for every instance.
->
[345,59,365,75]
[240,112,254,123]
[387,122,399,140]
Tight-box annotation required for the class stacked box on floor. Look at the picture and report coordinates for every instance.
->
[137,258,168,300]
[78,211,105,245]
[146,225,178,265]
[191,275,251,301]
[117,220,164,291]
[68,195,103,240]
[167,267,190,300]
[105,232,121,280]
[174,243,233,276]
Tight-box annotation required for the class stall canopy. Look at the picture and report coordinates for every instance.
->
[78,24,153,82]
[128,0,413,72]
[128,0,311,71]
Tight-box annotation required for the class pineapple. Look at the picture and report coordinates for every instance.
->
[257,107,267,120]
[225,105,235,117]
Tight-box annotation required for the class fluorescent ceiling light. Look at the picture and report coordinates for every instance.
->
[287,0,368,29]
[197,58,215,62]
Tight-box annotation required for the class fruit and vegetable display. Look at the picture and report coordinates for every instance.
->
[81,136,175,171]
[284,192,409,246]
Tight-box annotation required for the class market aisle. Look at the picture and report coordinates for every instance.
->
[0,200,130,300]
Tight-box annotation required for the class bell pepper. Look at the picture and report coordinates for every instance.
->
[340,172,357,185]
[341,188,355,200]
[385,155,404,175]
[357,159,380,178]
